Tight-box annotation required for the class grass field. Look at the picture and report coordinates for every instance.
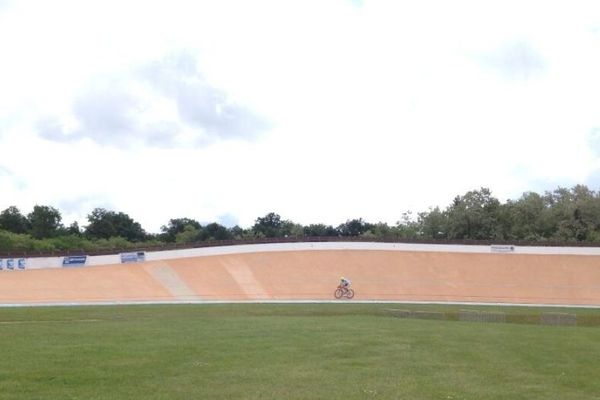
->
[1,303,600,399]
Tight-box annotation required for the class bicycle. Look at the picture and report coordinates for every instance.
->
[334,285,355,299]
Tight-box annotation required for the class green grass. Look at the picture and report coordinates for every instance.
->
[1,304,599,399]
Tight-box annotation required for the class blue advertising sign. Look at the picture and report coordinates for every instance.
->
[0,259,3,270]
[62,255,87,267]
[120,251,146,263]
[18,258,26,269]
[7,259,14,270]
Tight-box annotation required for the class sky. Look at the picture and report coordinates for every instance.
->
[1,0,600,233]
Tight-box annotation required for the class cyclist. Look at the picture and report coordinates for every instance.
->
[340,276,351,290]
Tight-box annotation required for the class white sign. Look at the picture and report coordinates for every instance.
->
[491,245,515,253]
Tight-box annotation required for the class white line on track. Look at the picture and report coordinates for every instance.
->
[1,300,599,309]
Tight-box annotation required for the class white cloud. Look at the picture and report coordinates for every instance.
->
[32,51,269,148]
[475,40,547,80]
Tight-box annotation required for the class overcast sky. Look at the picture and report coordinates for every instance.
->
[1,0,600,233]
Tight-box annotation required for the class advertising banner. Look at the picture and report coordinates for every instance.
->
[490,245,515,253]
[0,259,3,270]
[7,259,14,270]
[62,255,88,267]
[120,251,146,263]
[18,258,26,269]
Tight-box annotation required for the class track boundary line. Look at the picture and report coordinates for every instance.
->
[1,300,600,309]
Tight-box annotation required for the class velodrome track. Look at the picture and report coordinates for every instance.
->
[1,242,600,307]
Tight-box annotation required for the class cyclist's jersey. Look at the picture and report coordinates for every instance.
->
[341,278,351,286]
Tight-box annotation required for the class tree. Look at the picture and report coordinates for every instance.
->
[112,212,146,242]
[0,206,30,234]
[417,207,448,239]
[252,212,285,238]
[394,211,420,239]
[202,223,232,241]
[85,208,146,241]
[337,218,373,236]
[571,185,600,241]
[160,218,202,242]
[175,224,201,243]
[280,221,304,237]
[362,222,389,239]
[66,221,82,236]
[445,188,501,240]
[27,205,62,239]
[229,225,254,240]
[303,224,337,237]
[544,185,600,241]
[505,192,547,240]
[85,208,116,239]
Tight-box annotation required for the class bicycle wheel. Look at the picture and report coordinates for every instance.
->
[345,289,355,299]
[334,288,344,299]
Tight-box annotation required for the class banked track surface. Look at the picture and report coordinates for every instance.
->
[1,243,600,306]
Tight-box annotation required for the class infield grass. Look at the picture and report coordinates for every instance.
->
[1,303,599,399]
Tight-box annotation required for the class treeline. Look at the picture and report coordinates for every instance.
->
[2,184,600,254]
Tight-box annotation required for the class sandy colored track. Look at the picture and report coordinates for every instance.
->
[1,250,600,306]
